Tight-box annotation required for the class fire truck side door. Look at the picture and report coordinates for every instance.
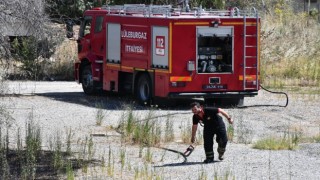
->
[91,15,105,58]
[78,16,92,58]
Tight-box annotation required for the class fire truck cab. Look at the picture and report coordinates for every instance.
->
[75,4,260,106]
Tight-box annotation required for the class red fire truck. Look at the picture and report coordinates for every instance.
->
[75,4,260,105]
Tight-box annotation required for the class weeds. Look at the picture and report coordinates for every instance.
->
[134,166,139,180]
[95,101,105,126]
[66,160,74,180]
[52,131,64,173]
[151,120,162,146]
[120,148,126,170]
[164,114,174,142]
[198,167,208,180]
[101,154,105,172]
[227,124,234,142]
[118,106,173,147]
[253,133,299,150]
[66,127,73,156]
[125,106,135,136]
[0,142,10,179]
[313,134,320,143]
[48,40,76,80]
[1,111,99,179]
[212,168,234,180]
[24,118,42,179]
[127,159,132,171]
[107,146,114,177]
[77,135,95,173]
[87,136,95,160]
[144,147,153,163]
[180,122,191,144]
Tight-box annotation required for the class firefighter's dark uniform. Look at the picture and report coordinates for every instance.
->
[193,107,228,160]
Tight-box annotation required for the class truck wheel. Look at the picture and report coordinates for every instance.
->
[81,65,95,94]
[136,74,152,105]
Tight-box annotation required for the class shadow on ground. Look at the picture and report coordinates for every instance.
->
[3,149,101,179]
[33,91,202,110]
[4,90,240,110]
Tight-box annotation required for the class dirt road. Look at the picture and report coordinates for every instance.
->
[1,81,320,179]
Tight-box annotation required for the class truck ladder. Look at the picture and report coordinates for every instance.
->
[243,8,259,90]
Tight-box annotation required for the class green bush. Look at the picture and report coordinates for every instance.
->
[12,37,41,79]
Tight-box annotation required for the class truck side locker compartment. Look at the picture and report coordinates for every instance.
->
[103,69,118,92]
[152,26,169,69]
[107,23,121,64]
[154,73,169,97]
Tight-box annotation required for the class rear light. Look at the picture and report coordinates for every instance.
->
[171,82,186,87]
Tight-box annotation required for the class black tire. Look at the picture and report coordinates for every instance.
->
[81,65,95,94]
[135,74,152,105]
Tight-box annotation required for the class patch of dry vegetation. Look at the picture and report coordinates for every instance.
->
[45,37,77,81]
[261,6,320,88]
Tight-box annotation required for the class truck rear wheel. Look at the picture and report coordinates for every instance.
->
[81,65,95,94]
[135,74,152,105]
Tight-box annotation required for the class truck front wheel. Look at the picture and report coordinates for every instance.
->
[135,74,152,105]
[81,65,95,94]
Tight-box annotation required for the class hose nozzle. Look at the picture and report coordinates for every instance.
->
[183,145,194,157]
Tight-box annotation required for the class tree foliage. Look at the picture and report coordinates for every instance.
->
[0,0,47,60]
[45,0,104,21]
[0,0,64,80]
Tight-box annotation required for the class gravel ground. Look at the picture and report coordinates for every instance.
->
[1,81,320,179]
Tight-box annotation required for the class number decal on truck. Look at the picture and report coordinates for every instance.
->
[155,36,165,56]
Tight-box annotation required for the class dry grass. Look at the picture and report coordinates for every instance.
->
[261,9,320,88]
[45,39,77,81]
[253,135,299,150]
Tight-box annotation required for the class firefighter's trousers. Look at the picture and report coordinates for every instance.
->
[203,125,228,159]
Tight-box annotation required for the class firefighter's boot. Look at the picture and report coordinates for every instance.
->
[217,147,226,161]
[204,151,214,163]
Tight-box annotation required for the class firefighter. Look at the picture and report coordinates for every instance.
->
[190,102,233,163]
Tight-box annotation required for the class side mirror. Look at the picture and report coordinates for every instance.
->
[66,19,74,38]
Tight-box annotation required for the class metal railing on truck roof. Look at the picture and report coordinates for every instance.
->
[101,4,258,18]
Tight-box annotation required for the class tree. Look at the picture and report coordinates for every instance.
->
[0,0,46,65]
[0,0,62,80]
